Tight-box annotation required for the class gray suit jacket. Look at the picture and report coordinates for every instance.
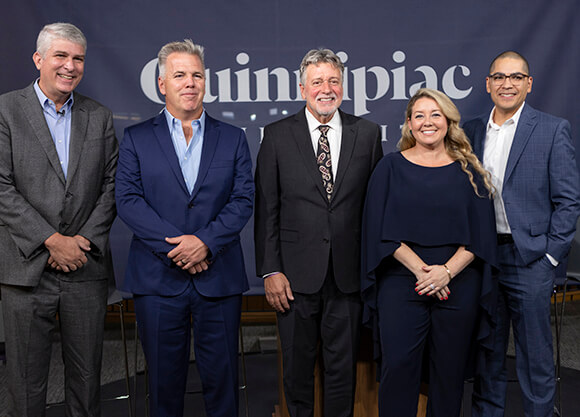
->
[0,83,118,286]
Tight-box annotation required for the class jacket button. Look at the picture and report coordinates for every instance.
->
[188,202,195,208]
[323,238,329,243]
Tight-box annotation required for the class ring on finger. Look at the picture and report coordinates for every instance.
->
[430,283,435,290]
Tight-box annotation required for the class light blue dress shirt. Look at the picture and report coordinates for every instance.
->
[34,80,73,178]
[164,108,205,194]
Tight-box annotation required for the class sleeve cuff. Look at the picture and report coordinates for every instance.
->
[546,253,559,267]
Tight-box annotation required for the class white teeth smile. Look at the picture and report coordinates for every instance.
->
[422,130,436,134]
[58,74,73,80]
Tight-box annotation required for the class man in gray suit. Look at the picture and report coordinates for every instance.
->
[0,23,118,416]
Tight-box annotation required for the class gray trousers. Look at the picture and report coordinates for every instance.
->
[1,271,107,417]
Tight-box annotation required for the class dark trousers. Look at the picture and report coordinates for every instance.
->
[134,281,242,417]
[472,243,556,417]
[377,266,481,417]
[277,271,362,417]
[1,272,108,417]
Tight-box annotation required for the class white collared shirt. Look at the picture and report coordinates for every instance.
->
[304,108,342,179]
[483,102,525,234]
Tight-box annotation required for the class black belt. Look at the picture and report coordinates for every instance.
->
[497,234,514,245]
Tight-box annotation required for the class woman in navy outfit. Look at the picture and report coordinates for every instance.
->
[361,88,498,417]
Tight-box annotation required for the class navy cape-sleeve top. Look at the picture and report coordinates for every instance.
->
[361,152,498,352]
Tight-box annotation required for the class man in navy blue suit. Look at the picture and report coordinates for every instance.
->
[465,51,580,417]
[115,39,253,417]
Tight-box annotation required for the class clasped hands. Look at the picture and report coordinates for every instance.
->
[415,264,451,300]
[45,233,91,273]
[166,235,210,275]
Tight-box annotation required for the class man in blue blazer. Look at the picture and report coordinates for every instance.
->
[465,51,580,417]
[115,39,253,417]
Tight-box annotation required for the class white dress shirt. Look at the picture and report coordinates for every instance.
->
[305,108,342,179]
[483,103,525,234]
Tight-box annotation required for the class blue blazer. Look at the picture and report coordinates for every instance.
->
[464,104,580,265]
[115,112,254,297]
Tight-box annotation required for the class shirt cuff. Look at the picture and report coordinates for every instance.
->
[262,271,280,279]
[546,253,559,267]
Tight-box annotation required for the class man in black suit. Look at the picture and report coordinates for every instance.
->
[254,48,383,417]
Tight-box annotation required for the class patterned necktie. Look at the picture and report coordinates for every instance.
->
[316,125,333,201]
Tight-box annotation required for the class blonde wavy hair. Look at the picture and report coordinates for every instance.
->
[398,88,493,197]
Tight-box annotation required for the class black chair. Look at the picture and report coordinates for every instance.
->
[104,289,134,417]
[552,218,580,417]
[43,288,134,416]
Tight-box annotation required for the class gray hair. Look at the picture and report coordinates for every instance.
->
[36,23,87,57]
[158,39,205,78]
[299,48,344,85]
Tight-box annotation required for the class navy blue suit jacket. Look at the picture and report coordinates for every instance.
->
[115,112,254,297]
[464,104,580,265]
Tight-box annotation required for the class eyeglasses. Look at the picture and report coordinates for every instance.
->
[488,72,530,85]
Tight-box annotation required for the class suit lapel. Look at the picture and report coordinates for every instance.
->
[152,113,189,194]
[504,105,537,183]
[20,86,66,185]
[66,94,88,187]
[191,114,219,201]
[291,110,328,202]
[471,115,488,161]
[333,110,356,200]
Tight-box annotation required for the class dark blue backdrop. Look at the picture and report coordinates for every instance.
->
[2,1,579,292]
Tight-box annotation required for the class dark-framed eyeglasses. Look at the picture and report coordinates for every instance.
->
[488,72,530,85]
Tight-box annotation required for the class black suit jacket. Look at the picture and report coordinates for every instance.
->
[254,108,383,294]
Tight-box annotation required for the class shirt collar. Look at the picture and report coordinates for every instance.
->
[305,107,341,134]
[33,79,74,113]
[487,102,525,130]
[163,108,206,134]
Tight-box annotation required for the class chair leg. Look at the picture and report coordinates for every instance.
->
[239,325,249,417]
[133,319,139,414]
[145,359,150,417]
[134,319,150,417]
[118,301,134,417]
[552,278,568,417]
